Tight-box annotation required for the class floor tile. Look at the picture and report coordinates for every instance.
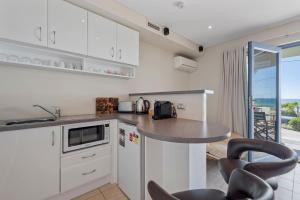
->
[280,170,295,181]
[72,184,127,200]
[293,192,300,200]
[72,189,101,200]
[278,178,294,191]
[275,187,293,200]
[293,182,300,194]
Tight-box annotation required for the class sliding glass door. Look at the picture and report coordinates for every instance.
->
[248,41,281,161]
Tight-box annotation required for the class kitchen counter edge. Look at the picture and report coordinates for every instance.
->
[0,114,230,144]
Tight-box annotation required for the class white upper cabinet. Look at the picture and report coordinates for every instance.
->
[116,24,139,66]
[48,0,87,55]
[0,0,139,67]
[0,0,47,46]
[88,12,117,61]
[0,126,60,200]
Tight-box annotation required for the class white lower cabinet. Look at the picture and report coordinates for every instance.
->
[61,145,112,192]
[0,126,60,200]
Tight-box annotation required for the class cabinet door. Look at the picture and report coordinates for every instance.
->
[116,25,139,66]
[48,0,87,55]
[88,12,117,61]
[0,127,60,200]
[0,0,47,46]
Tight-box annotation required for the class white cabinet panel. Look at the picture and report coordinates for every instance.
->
[88,12,117,61]
[0,126,60,200]
[48,0,87,55]
[61,155,111,192]
[0,0,47,46]
[61,145,111,168]
[117,24,139,66]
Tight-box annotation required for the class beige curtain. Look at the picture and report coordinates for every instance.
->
[218,47,247,137]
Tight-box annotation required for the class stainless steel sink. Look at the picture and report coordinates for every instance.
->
[5,118,56,126]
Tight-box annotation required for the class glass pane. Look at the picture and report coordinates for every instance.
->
[252,49,278,160]
[68,129,81,146]
[82,126,103,144]
[281,45,300,162]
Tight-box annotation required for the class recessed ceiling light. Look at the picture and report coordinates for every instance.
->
[174,1,185,9]
[208,25,213,29]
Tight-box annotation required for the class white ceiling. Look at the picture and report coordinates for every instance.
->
[115,0,300,47]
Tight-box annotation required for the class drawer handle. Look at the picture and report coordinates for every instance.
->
[35,26,42,41]
[111,47,115,58]
[81,153,96,159]
[82,169,96,176]
[50,31,56,44]
[51,131,55,146]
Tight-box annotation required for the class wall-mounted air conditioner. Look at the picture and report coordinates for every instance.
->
[174,56,198,72]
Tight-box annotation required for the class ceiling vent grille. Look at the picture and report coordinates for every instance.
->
[147,21,160,32]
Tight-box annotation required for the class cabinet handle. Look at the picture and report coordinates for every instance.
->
[111,47,115,58]
[39,27,42,41]
[82,169,96,176]
[50,31,56,45]
[51,131,55,146]
[34,27,42,42]
[119,49,122,60]
[81,153,96,159]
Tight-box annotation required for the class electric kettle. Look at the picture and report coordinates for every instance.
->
[135,97,150,114]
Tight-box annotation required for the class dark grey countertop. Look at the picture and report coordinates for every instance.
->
[129,89,214,96]
[0,114,230,143]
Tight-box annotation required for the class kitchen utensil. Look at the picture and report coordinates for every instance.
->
[118,101,134,113]
[135,97,150,114]
[7,55,19,62]
[33,58,43,65]
[19,57,32,64]
[58,61,65,68]
[0,53,7,61]
[152,101,177,120]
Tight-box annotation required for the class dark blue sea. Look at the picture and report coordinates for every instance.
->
[254,98,300,108]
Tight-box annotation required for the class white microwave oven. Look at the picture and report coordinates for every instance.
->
[62,121,110,153]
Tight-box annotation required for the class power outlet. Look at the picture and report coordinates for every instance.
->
[177,103,185,110]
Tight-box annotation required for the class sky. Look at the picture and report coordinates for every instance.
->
[252,55,300,100]
[281,56,300,99]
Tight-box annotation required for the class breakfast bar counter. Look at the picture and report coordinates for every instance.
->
[117,114,230,143]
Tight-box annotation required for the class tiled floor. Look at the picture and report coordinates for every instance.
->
[72,183,128,200]
[207,158,300,200]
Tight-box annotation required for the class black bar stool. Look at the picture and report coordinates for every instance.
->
[218,138,298,190]
[148,169,274,200]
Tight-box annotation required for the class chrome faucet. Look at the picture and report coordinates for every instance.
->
[33,104,60,120]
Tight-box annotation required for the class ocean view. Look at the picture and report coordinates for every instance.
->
[254,98,300,108]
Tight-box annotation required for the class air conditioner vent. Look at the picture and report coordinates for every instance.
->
[147,21,160,32]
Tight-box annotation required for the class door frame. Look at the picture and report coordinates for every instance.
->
[247,41,282,160]
[279,41,300,49]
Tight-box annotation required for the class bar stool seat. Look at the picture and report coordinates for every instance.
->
[173,189,225,200]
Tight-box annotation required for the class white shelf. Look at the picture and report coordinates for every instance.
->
[0,60,134,79]
[0,41,135,79]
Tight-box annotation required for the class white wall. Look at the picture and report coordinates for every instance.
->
[190,20,300,123]
[0,41,190,120]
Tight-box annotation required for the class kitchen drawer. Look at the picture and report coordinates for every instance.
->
[61,145,111,168]
[61,156,111,192]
